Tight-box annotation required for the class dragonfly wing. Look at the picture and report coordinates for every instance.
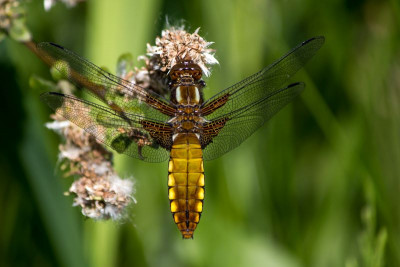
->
[201,36,324,119]
[41,92,172,162]
[36,42,176,122]
[202,82,304,160]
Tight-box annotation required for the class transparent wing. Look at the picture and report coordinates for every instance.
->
[36,42,176,122]
[202,82,304,160]
[41,92,171,163]
[201,36,324,119]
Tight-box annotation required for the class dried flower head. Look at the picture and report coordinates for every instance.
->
[45,81,135,220]
[147,27,218,76]
[0,0,18,30]
[135,27,218,95]
[0,0,31,41]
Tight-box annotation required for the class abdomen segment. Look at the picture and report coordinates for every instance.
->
[168,133,204,239]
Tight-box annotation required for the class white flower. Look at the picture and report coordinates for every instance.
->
[146,27,219,77]
[44,0,84,11]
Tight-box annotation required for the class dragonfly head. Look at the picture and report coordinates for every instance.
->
[169,60,203,81]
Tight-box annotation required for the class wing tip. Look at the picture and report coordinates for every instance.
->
[287,82,306,93]
[37,42,65,50]
[303,36,325,46]
[50,42,64,48]
[40,91,65,98]
[289,81,305,87]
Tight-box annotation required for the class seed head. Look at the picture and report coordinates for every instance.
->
[146,26,218,76]
[132,27,218,95]
[45,81,135,221]
[0,0,31,41]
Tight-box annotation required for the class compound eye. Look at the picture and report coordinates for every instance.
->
[170,71,178,80]
[193,71,202,80]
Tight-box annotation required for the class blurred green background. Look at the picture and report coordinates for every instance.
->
[1,0,400,266]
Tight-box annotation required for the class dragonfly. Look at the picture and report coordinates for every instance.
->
[37,36,324,239]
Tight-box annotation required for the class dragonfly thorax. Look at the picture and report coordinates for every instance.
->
[169,61,205,105]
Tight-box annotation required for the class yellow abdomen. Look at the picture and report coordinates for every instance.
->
[168,133,204,239]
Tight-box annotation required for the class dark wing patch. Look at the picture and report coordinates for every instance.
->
[200,117,229,148]
[141,120,174,150]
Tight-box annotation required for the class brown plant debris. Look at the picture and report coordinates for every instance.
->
[45,82,135,220]
[132,26,218,95]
